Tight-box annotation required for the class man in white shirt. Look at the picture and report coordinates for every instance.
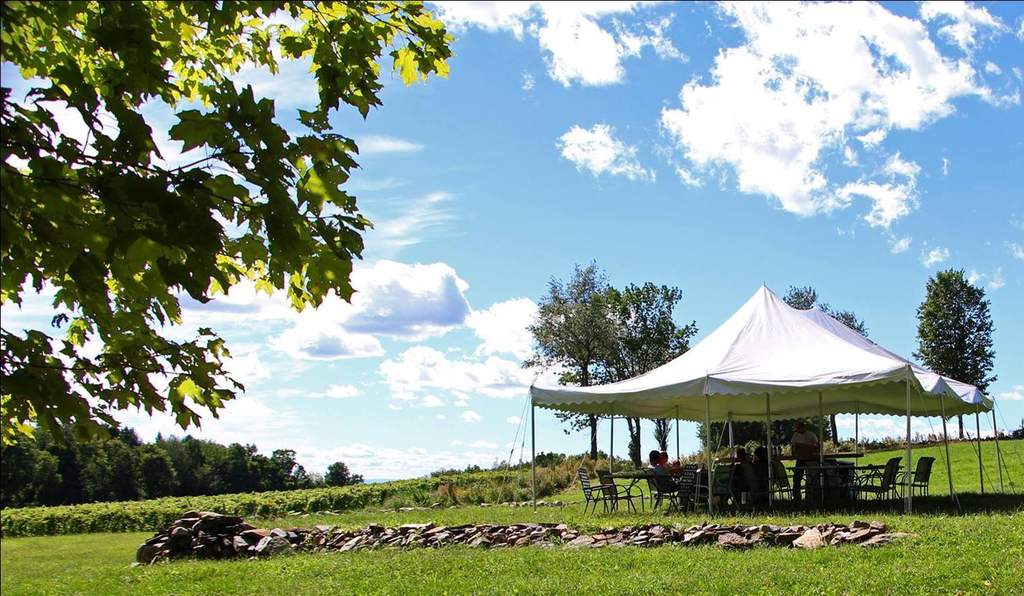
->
[790,420,819,501]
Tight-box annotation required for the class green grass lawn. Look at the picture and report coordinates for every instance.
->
[2,440,1023,595]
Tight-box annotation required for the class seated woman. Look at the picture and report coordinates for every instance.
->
[751,446,770,503]
[648,449,669,474]
[731,447,751,498]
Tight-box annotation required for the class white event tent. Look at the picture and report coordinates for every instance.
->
[529,286,994,513]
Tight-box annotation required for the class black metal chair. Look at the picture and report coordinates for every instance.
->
[897,456,935,497]
[712,464,736,507]
[770,460,793,501]
[596,470,642,513]
[646,471,682,512]
[577,468,615,513]
[854,457,902,501]
[676,464,698,510]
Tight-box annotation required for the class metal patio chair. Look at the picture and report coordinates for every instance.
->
[596,470,642,513]
[854,457,902,501]
[897,456,935,497]
[577,468,615,514]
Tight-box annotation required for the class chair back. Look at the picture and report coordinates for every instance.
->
[771,460,790,489]
[712,464,734,496]
[914,457,935,484]
[879,457,902,489]
[645,471,660,495]
[596,470,617,498]
[741,464,760,495]
[577,468,595,497]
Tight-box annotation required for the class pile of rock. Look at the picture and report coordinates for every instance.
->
[137,515,907,564]
[136,511,309,564]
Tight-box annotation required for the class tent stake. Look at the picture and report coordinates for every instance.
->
[531,401,536,511]
[992,407,1003,492]
[940,394,956,507]
[976,405,984,495]
[766,393,773,507]
[905,367,912,514]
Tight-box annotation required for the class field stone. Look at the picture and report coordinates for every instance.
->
[793,528,824,550]
[718,532,752,550]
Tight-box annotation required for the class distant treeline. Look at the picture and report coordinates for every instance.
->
[1,427,362,509]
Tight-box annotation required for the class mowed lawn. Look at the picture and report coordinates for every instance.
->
[2,440,1023,595]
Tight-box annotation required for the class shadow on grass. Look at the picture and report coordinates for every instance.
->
[666,492,1024,517]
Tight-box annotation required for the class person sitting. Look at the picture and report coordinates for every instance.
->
[648,449,669,474]
[731,447,751,501]
[735,446,750,464]
[752,446,770,503]
[789,420,820,501]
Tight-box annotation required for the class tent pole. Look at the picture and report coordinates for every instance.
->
[818,392,825,507]
[976,405,984,495]
[609,407,614,474]
[940,395,956,506]
[728,413,735,458]
[904,368,912,514]
[531,401,537,511]
[766,393,773,508]
[992,407,1003,492]
[704,393,713,514]
[855,402,860,454]
[675,405,680,461]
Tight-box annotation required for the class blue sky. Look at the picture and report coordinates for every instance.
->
[3,1,1023,480]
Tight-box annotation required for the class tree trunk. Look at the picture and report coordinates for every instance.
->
[958,415,964,440]
[588,415,598,460]
[626,417,642,467]
[829,414,838,445]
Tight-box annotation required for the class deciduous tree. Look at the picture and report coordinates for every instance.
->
[0,1,452,444]
[915,269,996,439]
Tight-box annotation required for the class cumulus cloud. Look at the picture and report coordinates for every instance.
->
[506,415,522,425]
[356,135,423,154]
[997,385,1024,401]
[421,394,445,408]
[466,298,538,360]
[661,1,992,226]
[325,384,360,399]
[920,246,950,268]
[379,346,533,402]
[919,1,1006,53]
[942,157,951,176]
[1007,242,1024,261]
[470,440,498,449]
[180,260,472,360]
[521,72,536,91]
[433,2,680,87]
[558,123,654,182]
[968,267,1006,291]
[889,236,913,254]
[461,410,483,423]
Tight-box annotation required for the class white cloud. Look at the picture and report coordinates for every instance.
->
[558,123,654,182]
[434,2,677,87]
[1007,242,1024,261]
[842,145,858,166]
[181,260,471,360]
[889,236,913,254]
[942,157,951,176]
[466,298,538,360]
[325,384,360,399]
[299,443,500,480]
[506,415,522,425]
[837,153,920,228]
[968,267,1006,291]
[379,346,534,401]
[461,410,482,423]
[997,385,1024,401]
[919,1,1006,53]
[470,440,498,449]
[521,72,536,91]
[421,394,445,408]
[984,61,1002,75]
[366,192,456,258]
[356,135,423,154]
[920,246,950,268]
[661,1,991,227]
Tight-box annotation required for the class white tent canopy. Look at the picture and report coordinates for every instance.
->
[530,286,990,421]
